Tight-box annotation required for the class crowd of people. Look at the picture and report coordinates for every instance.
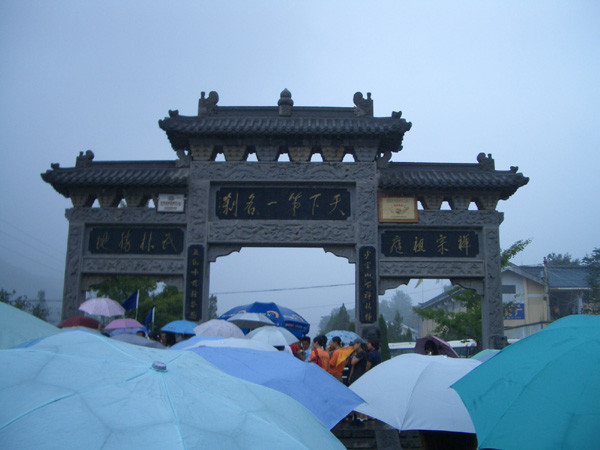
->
[289,333,381,388]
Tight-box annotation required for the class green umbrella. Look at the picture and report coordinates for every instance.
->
[453,315,600,450]
[0,302,59,349]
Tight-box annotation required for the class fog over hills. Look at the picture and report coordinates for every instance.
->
[0,258,63,301]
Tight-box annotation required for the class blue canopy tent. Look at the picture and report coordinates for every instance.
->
[219,302,309,338]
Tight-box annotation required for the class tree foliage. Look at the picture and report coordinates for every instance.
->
[91,276,188,331]
[582,247,600,314]
[413,239,531,347]
[319,303,354,334]
[0,288,49,321]
[378,314,391,362]
[544,252,581,266]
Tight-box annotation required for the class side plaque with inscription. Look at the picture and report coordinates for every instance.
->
[185,245,204,322]
[381,230,479,258]
[358,246,377,324]
[89,227,184,255]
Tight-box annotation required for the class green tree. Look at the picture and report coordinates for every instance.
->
[545,252,581,266]
[31,290,49,321]
[208,295,218,319]
[319,304,354,334]
[0,288,31,312]
[378,314,391,361]
[91,275,158,310]
[387,311,404,342]
[147,285,184,331]
[582,247,600,314]
[414,239,531,347]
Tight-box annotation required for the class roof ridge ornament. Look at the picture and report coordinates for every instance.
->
[477,152,495,171]
[278,88,293,116]
[353,92,373,117]
[76,150,94,168]
[198,91,219,115]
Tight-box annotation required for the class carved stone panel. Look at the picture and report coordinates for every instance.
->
[82,257,185,274]
[378,260,485,278]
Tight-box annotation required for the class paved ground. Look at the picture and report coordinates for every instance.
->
[332,419,423,450]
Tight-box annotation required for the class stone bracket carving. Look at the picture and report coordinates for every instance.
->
[450,278,484,296]
[207,245,243,263]
[379,277,410,295]
[323,245,355,263]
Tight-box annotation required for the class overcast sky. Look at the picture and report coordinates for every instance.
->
[1,1,598,331]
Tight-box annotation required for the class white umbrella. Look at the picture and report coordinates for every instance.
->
[246,326,300,346]
[227,312,275,329]
[350,353,481,433]
[193,319,245,338]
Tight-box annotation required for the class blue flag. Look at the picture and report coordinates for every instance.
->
[143,305,155,329]
[121,290,139,312]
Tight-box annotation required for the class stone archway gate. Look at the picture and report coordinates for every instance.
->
[42,90,528,349]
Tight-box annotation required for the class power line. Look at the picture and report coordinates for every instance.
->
[0,229,65,265]
[211,282,355,295]
[0,218,65,254]
[0,242,64,275]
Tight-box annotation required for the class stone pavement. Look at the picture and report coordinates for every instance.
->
[331,419,422,450]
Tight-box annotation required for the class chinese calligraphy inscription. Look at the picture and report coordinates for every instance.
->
[185,245,204,321]
[358,246,377,324]
[89,227,184,255]
[381,230,479,258]
[216,187,350,220]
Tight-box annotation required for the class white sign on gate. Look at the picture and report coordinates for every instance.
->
[157,194,185,212]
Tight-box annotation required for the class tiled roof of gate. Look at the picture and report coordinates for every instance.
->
[378,162,529,199]
[158,106,412,151]
[41,161,187,197]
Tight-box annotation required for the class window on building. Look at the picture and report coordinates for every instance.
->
[502,285,516,294]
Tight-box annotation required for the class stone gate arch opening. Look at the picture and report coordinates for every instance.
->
[42,90,528,348]
[209,247,355,332]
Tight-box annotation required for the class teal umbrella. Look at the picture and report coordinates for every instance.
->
[0,330,344,449]
[469,348,500,363]
[452,315,600,450]
[0,302,59,349]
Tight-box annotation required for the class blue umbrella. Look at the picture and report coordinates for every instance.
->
[187,346,364,429]
[219,302,309,338]
[160,319,197,335]
[325,330,361,347]
[0,330,344,449]
[452,315,600,450]
[0,302,59,349]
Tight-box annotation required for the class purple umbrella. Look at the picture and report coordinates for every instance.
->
[415,336,460,358]
[104,318,144,331]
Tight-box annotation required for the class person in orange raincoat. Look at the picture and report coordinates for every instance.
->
[309,335,330,370]
[327,336,354,382]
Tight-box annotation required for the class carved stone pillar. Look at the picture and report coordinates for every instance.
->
[62,211,86,320]
[186,162,211,321]
[355,163,379,337]
[481,223,505,349]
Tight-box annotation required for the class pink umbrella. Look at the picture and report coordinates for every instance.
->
[78,297,125,318]
[104,318,144,331]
